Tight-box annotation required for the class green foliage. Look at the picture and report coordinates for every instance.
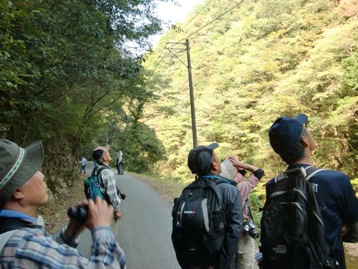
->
[2,0,357,201]
[0,0,170,195]
[124,123,166,173]
[248,193,263,232]
[143,0,358,201]
[351,178,358,195]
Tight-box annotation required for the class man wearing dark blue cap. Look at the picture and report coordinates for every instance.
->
[173,143,243,269]
[268,114,358,269]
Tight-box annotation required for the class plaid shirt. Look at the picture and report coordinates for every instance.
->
[0,212,126,268]
[97,165,121,212]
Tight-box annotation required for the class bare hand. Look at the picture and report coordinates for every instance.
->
[229,156,259,173]
[114,210,122,221]
[85,197,114,229]
[228,156,244,169]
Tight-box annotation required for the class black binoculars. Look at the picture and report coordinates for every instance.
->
[67,205,88,221]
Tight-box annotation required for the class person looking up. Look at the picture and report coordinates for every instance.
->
[172,143,243,269]
[0,139,126,268]
[221,157,264,269]
[92,145,122,221]
[267,113,358,269]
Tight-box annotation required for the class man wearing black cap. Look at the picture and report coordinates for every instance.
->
[268,114,358,269]
[176,143,243,269]
[0,139,126,268]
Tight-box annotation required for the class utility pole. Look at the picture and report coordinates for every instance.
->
[166,39,198,148]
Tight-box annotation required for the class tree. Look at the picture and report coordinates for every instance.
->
[0,0,171,193]
[143,0,358,185]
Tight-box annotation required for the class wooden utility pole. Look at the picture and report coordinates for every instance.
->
[185,39,197,148]
[166,39,198,148]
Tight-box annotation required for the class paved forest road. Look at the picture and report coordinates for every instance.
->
[77,169,180,269]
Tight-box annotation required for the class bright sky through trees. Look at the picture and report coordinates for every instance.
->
[158,0,204,23]
[150,0,204,47]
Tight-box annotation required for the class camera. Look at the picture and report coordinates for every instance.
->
[67,205,88,222]
[243,220,260,239]
[116,188,126,200]
[119,192,126,200]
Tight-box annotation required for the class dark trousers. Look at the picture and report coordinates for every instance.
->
[117,163,124,175]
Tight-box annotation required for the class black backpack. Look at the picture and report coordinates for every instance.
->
[260,166,337,269]
[171,176,227,267]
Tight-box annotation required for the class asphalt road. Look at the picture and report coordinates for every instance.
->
[77,169,180,269]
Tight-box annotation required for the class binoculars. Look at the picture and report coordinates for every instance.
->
[67,205,88,221]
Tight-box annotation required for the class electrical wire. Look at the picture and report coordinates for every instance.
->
[181,0,214,31]
[147,0,246,80]
[147,50,170,80]
[177,0,245,44]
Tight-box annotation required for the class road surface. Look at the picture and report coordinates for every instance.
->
[77,169,180,269]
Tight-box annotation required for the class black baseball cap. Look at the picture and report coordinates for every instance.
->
[188,143,219,176]
[269,114,308,155]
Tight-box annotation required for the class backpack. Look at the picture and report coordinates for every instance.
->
[260,166,337,269]
[171,176,227,267]
[84,166,108,201]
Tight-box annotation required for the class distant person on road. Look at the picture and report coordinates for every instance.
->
[116,151,124,175]
[266,113,358,269]
[80,156,88,174]
[92,145,122,221]
[221,157,264,269]
[0,139,126,268]
[172,143,243,269]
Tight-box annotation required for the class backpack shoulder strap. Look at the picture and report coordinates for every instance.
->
[91,165,107,176]
[0,230,16,253]
[274,166,325,182]
[305,166,324,181]
[92,166,109,185]
[274,167,306,182]
[196,176,225,202]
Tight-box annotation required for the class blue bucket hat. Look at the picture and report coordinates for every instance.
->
[269,114,308,155]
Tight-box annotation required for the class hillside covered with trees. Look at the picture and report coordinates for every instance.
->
[0,0,357,198]
[144,0,358,194]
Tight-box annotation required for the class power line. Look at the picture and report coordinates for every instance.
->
[147,50,169,81]
[177,0,245,43]
[146,0,214,75]
[147,0,246,81]
[181,0,214,31]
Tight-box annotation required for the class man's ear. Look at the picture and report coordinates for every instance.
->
[301,135,309,147]
[211,160,220,172]
[12,189,25,199]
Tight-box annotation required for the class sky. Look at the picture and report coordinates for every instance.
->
[157,0,204,24]
[150,0,204,47]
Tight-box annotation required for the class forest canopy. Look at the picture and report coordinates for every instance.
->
[143,0,358,192]
[0,0,168,194]
[0,0,357,196]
